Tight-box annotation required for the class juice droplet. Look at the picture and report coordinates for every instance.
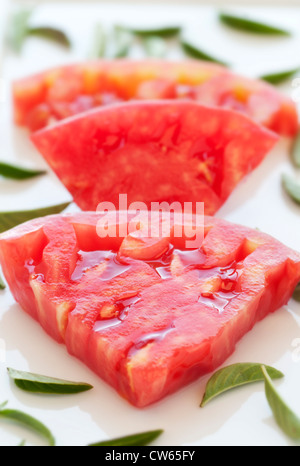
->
[93,295,141,332]
[72,250,131,281]
[25,259,36,274]
[198,261,241,313]
[129,325,175,355]
[115,295,141,322]
[198,291,236,313]
[144,244,174,279]
[93,317,121,332]
[100,255,131,281]
[175,248,206,267]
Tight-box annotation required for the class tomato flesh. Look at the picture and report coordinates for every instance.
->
[31,101,278,216]
[0,212,299,407]
[13,60,298,137]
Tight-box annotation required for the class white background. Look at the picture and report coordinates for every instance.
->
[0,0,300,447]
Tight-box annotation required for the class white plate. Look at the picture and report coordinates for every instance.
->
[1,1,300,447]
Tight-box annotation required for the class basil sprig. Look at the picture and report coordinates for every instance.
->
[219,12,291,36]
[88,429,164,446]
[0,202,71,234]
[89,24,106,58]
[7,368,93,395]
[181,39,228,66]
[0,401,55,446]
[27,26,71,48]
[282,174,300,205]
[260,68,300,85]
[116,25,181,38]
[200,363,284,407]
[7,7,71,52]
[143,36,168,58]
[113,28,134,58]
[262,366,300,440]
[6,8,32,53]
[0,162,46,180]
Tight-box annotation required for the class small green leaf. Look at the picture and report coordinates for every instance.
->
[27,26,71,48]
[113,28,134,58]
[291,132,300,168]
[6,8,71,52]
[0,162,46,180]
[0,401,55,446]
[6,8,32,53]
[142,36,167,58]
[116,25,181,38]
[260,68,300,85]
[181,40,228,66]
[0,401,8,410]
[282,173,300,205]
[7,367,93,395]
[0,202,71,234]
[0,271,6,290]
[88,429,164,446]
[261,365,300,440]
[219,12,291,36]
[200,363,284,407]
[293,282,300,302]
[89,24,106,58]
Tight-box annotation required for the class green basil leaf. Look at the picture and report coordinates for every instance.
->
[27,26,71,48]
[291,131,300,168]
[0,271,6,290]
[0,162,46,180]
[0,401,55,446]
[200,363,284,407]
[0,202,71,234]
[142,36,167,58]
[89,24,106,58]
[219,12,291,36]
[6,8,32,53]
[260,68,300,85]
[116,25,181,38]
[293,283,300,302]
[282,173,300,205]
[88,429,164,446]
[181,40,228,66]
[7,367,93,394]
[261,365,300,440]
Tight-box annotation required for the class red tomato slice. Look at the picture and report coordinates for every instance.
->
[0,211,299,407]
[13,60,298,136]
[31,101,278,216]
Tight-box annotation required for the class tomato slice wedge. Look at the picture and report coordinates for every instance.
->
[31,101,278,216]
[0,211,299,407]
[13,60,298,136]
